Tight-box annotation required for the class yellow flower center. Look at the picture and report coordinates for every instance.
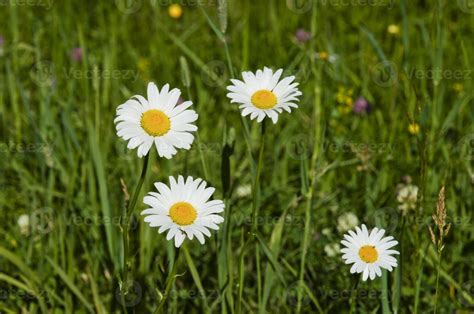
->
[169,202,197,226]
[359,245,378,263]
[251,90,277,109]
[140,110,170,137]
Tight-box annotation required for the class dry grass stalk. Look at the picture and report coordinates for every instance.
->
[428,186,451,252]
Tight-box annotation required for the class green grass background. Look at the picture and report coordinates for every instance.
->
[0,0,473,312]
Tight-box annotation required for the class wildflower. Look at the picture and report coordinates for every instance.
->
[324,243,340,257]
[18,214,30,236]
[70,47,83,62]
[336,86,353,114]
[322,228,332,236]
[236,184,252,197]
[226,67,302,124]
[168,4,183,19]
[337,212,359,233]
[401,175,412,184]
[397,184,418,214]
[138,58,151,72]
[341,224,399,281]
[315,51,338,63]
[452,83,464,93]
[295,28,312,43]
[115,82,198,159]
[408,122,420,135]
[141,176,225,247]
[387,24,400,35]
[352,97,371,114]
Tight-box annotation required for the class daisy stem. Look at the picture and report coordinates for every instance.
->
[250,122,266,236]
[237,123,265,314]
[121,153,150,295]
[349,276,361,314]
[155,248,181,314]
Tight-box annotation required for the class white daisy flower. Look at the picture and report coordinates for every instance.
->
[340,224,399,281]
[115,82,198,159]
[226,67,302,124]
[141,176,225,248]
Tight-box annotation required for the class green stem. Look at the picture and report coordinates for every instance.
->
[433,249,442,314]
[414,241,430,314]
[222,38,235,78]
[155,248,181,313]
[381,270,391,314]
[121,154,150,297]
[349,277,361,314]
[250,123,266,236]
[236,237,252,314]
[237,124,266,314]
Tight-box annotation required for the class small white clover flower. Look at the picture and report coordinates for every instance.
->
[337,212,359,233]
[18,214,30,236]
[397,184,418,214]
[324,243,341,257]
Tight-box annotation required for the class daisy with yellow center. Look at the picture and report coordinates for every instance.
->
[115,82,198,159]
[226,67,302,124]
[141,176,225,248]
[340,224,399,281]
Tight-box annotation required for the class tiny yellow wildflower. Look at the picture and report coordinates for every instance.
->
[452,83,464,93]
[168,4,183,19]
[387,24,400,35]
[408,122,420,135]
[137,58,150,72]
[319,51,329,61]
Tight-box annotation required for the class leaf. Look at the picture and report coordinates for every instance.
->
[46,256,94,313]
[255,233,287,287]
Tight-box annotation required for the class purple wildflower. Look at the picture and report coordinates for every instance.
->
[353,97,371,114]
[70,47,83,62]
[295,28,312,43]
